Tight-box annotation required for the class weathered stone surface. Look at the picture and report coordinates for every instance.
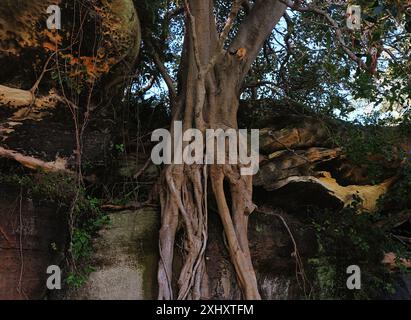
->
[205,211,315,300]
[59,207,313,300]
[0,186,66,300]
[0,0,141,172]
[65,208,160,300]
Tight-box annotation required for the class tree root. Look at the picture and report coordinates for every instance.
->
[158,163,260,300]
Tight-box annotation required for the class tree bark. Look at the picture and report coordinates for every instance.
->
[157,0,286,300]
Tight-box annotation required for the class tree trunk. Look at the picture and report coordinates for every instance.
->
[157,0,286,300]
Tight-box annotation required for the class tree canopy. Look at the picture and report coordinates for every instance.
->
[134,0,410,122]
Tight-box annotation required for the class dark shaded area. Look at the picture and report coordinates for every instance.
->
[0,182,67,300]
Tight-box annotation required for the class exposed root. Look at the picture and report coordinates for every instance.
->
[157,164,209,300]
[157,161,260,300]
[210,165,260,300]
[273,213,311,298]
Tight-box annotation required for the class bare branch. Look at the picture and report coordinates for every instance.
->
[204,0,246,76]
[218,0,244,49]
[101,202,158,212]
[135,75,156,97]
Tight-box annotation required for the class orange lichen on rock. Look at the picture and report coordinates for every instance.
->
[80,56,112,78]
[0,0,59,55]
[43,42,58,51]
[59,53,115,81]
[41,29,62,51]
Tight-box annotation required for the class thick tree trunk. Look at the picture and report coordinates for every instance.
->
[157,0,286,300]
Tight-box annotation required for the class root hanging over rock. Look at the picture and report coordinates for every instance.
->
[157,163,260,300]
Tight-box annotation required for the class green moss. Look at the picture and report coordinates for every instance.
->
[0,171,77,205]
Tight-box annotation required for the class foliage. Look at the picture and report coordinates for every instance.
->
[134,1,410,122]
[308,157,411,300]
[378,158,411,210]
[66,266,97,289]
[331,115,404,182]
[66,212,109,288]
[309,203,396,300]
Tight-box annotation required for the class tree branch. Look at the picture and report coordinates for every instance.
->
[146,40,177,101]
[205,0,244,75]
[279,0,371,73]
[166,6,184,20]
[229,0,287,74]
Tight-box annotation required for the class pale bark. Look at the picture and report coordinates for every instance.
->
[157,0,287,300]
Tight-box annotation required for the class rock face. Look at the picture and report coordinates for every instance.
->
[60,207,313,300]
[205,211,314,300]
[0,0,141,173]
[0,1,142,299]
[0,185,66,300]
[64,208,160,300]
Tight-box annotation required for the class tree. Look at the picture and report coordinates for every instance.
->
[1,0,410,300]
[141,0,411,300]
[148,0,289,300]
